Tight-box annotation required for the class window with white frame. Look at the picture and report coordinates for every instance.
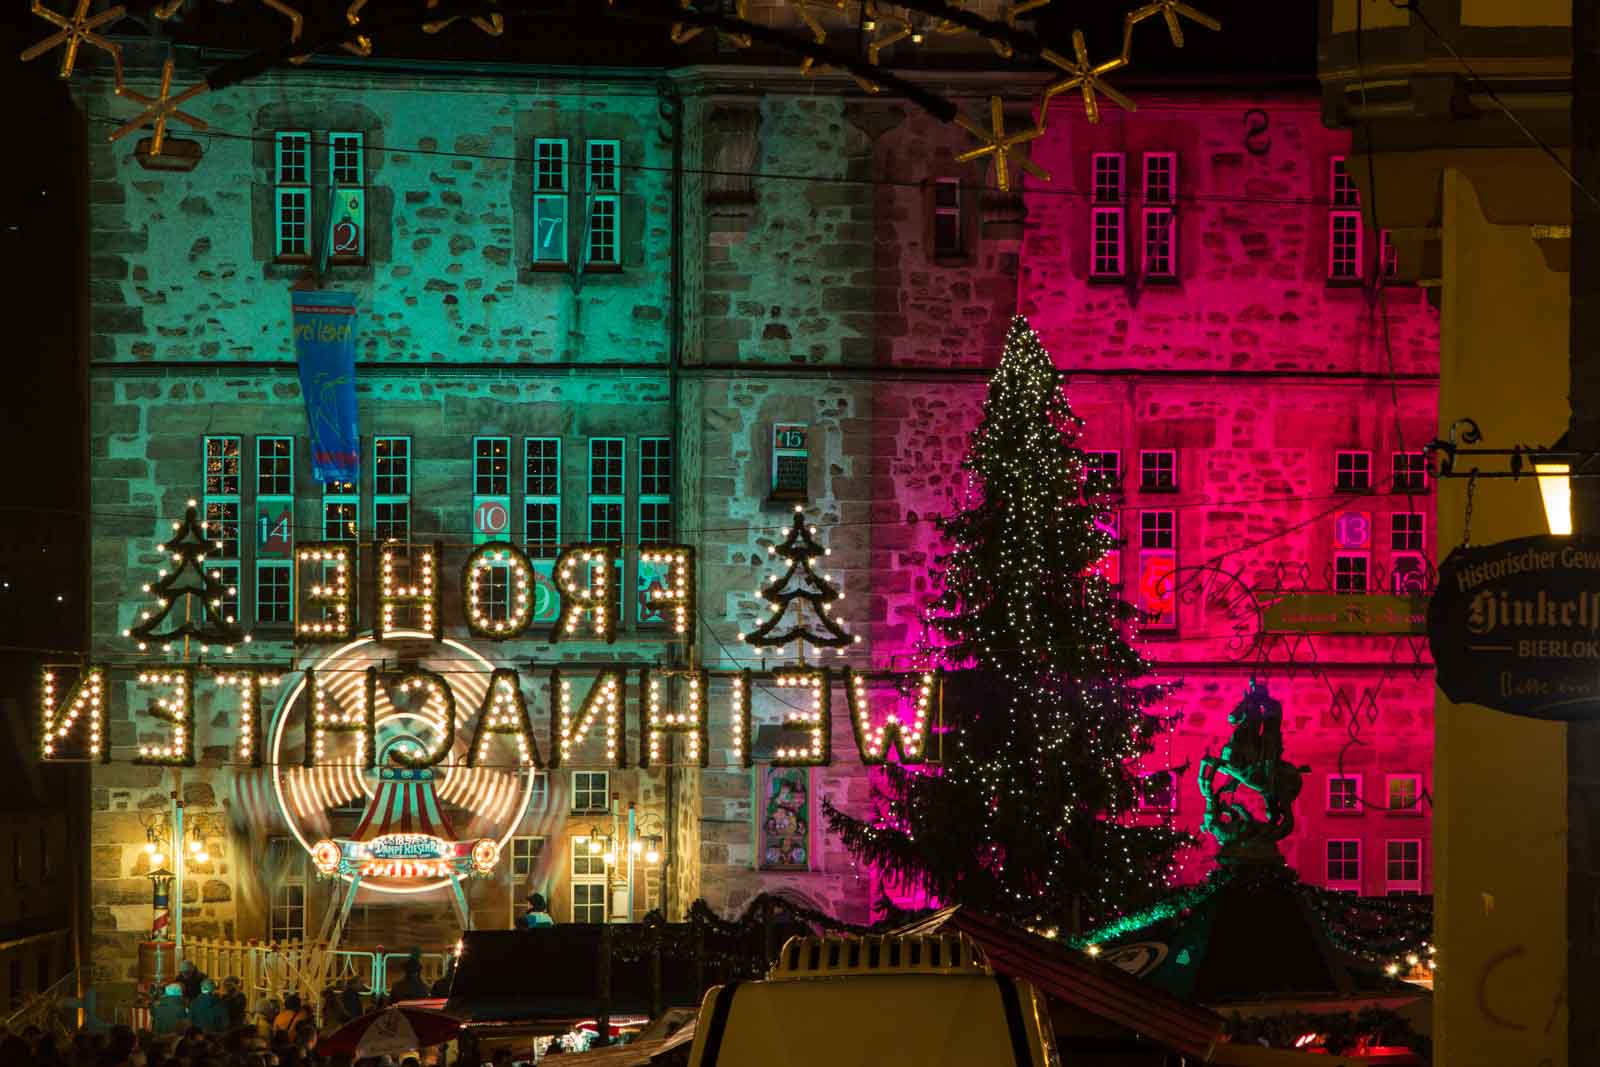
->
[1335,451,1372,492]
[586,140,621,266]
[1140,450,1177,491]
[1091,153,1125,278]
[1391,511,1428,593]
[1329,157,1362,281]
[1083,450,1121,494]
[1387,773,1422,813]
[1327,774,1361,814]
[529,769,550,812]
[374,437,411,546]
[328,131,366,261]
[1392,451,1429,493]
[533,138,569,264]
[639,438,672,546]
[268,837,307,941]
[255,436,294,624]
[1325,839,1361,892]
[588,439,625,548]
[571,848,608,923]
[274,132,311,259]
[933,177,962,257]
[525,438,562,560]
[203,436,242,625]
[1142,152,1176,279]
[572,771,610,813]
[1386,839,1422,895]
[1139,510,1174,550]
[1334,552,1369,593]
[510,836,546,879]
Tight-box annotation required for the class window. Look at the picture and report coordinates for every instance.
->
[588,439,625,547]
[328,131,366,261]
[1327,774,1361,814]
[1334,553,1369,593]
[533,138,570,264]
[1091,153,1125,278]
[1140,450,1176,491]
[529,769,550,812]
[1391,512,1424,552]
[1142,152,1177,279]
[255,436,294,624]
[639,438,672,547]
[204,436,242,625]
[1391,513,1429,593]
[933,178,962,257]
[1325,839,1361,892]
[1083,450,1121,494]
[1387,773,1422,813]
[571,850,607,923]
[474,437,511,498]
[1139,510,1174,550]
[471,436,514,620]
[1392,451,1429,493]
[1386,839,1422,895]
[274,131,311,259]
[771,424,809,501]
[1136,770,1175,811]
[760,767,811,870]
[1335,451,1372,492]
[323,477,359,614]
[271,882,306,942]
[510,836,546,879]
[524,438,562,559]
[586,140,621,266]
[374,437,411,546]
[1329,157,1362,281]
[1380,229,1398,279]
[572,771,610,813]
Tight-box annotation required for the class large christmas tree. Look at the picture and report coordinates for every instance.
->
[825,316,1184,932]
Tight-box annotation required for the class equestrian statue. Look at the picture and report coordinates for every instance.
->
[1198,679,1309,861]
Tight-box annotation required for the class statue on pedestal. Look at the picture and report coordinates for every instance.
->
[1198,679,1309,863]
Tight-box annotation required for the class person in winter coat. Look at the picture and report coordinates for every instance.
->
[176,961,207,1002]
[387,951,430,1002]
[338,977,364,1023]
[188,979,229,1035]
[222,976,248,1029]
[150,983,190,1035]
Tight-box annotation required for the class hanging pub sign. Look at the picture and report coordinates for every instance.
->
[1428,535,1600,719]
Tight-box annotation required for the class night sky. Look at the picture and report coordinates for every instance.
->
[0,0,1315,696]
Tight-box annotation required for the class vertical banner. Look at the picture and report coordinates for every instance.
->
[292,290,360,484]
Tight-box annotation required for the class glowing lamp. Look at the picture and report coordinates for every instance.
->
[1537,462,1572,535]
[148,851,165,868]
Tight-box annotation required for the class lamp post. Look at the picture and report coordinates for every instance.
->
[625,806,665,920]
[140,808,222,965]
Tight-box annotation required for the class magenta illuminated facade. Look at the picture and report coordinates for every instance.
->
[853,91,1438,902]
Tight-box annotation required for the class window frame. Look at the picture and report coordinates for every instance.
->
[932,177,963,258]
[1329,156,1363,282]
[1326,773,1361,815]
[1334,552,1370,594]
[327,130,367,263]
[269,869,307,942]
[274,131,312,261]
[1083,450,1121,495]
[638,437,673,548]
[509,835,546,879]
[524,437,562,560]
[373,436,412,547]
[474,436,512,498]
[1386,773,1423,814]
[1090,152,1126,279]
[255,435,295,626]
[1325,838,1362,893]
[1392,451,1430,493]
[1141,152,1177,280]
[1335,450,1373,492]
[533,137,571,265]
[585,139,622,267]
[1139,449,1177,492]
[1139,510,1175,550]
[572,770,611,814]
[771,423,810,502]
[588,438,626,549]
[1385,838,1423,895]
[1390,511,1425,552]
[203,435,243,626]
[570,847,608,923]
[1380,228,1398,279]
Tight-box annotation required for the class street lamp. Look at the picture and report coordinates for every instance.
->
[1537,459,1573,535]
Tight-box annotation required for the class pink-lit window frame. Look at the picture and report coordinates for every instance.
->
[1139,449,1177,492]
[1392,451,1429,493]
[1329,157,1362,282]
[1335,450,1372,492]
[1325,838,1361,893]
[1380,229,1398,278]
[1386,773,1423,814]
[1385,838,1423,895]
[1142,152,1177,279]
[1334,552,1369,593]
[1326,773,1361,814]
[1091,153,1126,278]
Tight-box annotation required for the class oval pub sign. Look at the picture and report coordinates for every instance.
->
[1429,535,1600,719]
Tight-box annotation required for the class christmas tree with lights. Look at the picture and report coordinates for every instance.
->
[126,501,245,653]
[738,508,860,659]
[825,316,1183,932]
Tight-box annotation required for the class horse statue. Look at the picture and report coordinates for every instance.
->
[1198,679,1309,858]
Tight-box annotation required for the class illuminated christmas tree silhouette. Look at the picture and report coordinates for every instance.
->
[739,509,860,659]
[825,316,1183,932]
[125,501,246,653]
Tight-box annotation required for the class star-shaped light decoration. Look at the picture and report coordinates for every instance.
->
[157,0,303,41]
[109,56,208,157]
[20,0,125,84]
[671,0,750,47]
[853,1,909,92]
[1040,30,1133,125]
[988,0,1050,59]
[954,95,1047,193]
[423,0,503,37]
[1124,0,1220,51]
[789,0,844,75]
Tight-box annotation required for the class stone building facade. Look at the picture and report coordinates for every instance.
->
[66,31,1436,1006]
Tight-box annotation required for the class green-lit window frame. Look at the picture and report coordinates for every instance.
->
[585,139,621,266]
[274,131,312,260]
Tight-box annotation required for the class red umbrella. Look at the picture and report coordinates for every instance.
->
[318,1005,463,1058]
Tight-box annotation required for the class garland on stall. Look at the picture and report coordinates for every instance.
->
[1299,885,1433,968]
[611,892,882,971]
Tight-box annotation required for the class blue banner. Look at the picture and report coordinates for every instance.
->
[292,290,360,484]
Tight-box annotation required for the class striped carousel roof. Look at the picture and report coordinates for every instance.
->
[351,766,459,842]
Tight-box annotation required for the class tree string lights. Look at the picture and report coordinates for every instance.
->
[824,316,1184,932]
[739,509,860,657]
[125,501,246,656]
